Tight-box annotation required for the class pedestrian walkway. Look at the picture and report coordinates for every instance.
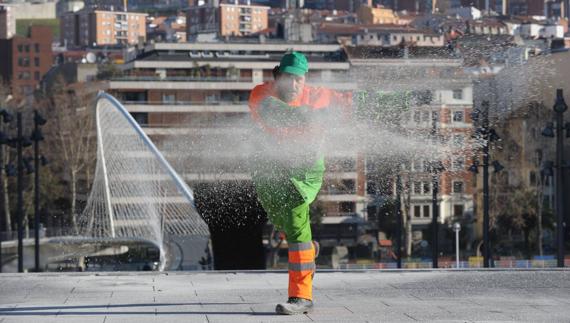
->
[1,269,569,322]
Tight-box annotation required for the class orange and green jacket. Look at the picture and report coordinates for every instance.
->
[248,80,352,138]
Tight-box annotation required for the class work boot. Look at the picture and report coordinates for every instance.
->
[275,297,314,315]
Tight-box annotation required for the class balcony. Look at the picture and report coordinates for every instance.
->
[112,76,253,82]
[109,76,257,90]
[122,100,250,113]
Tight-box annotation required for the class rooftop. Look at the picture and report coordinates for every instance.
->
[345,45,458,60]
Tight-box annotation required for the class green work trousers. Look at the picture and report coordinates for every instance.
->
[253,157,325,243]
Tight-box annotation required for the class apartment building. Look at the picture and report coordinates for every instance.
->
[356,5,401,25]
[60,9,147,47]
[106,42,365,219]
[0,25,53,98]
[316,23,445,46]
[345,45,475,235]
[186,0,269,38]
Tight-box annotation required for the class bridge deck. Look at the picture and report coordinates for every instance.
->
[1,269,569,322]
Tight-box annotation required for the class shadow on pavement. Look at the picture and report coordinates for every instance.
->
[0,302,276,316]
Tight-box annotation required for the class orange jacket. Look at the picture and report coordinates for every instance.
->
[248,81,352,137]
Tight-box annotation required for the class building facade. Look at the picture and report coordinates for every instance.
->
[345,45,475,241]
[60,9,147,47]
[107,42,364,220]
[187,1,269,38]
[356,5,400,25]
[0,25,53,98]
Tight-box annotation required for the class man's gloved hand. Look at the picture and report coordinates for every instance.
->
[258,97,310,128]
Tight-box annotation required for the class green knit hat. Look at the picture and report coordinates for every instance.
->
[279,51,309,77]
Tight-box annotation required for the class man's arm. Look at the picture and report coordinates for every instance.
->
[257,97,310,128]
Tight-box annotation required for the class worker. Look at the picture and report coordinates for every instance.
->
[248,51,352,315]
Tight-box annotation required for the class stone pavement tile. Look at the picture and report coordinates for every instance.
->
[305,305,357,321]
[348,312,417,322]
[1,317,57,323]
[155,315,209,323]
[0,300,27,307]
[152,294,201,303]
[103,315,161,323]
[206,312,313,323]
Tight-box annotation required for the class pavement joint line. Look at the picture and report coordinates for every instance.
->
[403,312,418,321]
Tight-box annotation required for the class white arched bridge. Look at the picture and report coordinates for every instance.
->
[1,92,211,272]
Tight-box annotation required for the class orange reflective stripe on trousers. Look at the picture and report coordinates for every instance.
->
[288,241,315,300]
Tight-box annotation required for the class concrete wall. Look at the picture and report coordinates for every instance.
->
[5,2,56,20]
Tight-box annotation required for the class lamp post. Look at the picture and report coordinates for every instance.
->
[16,112,23,272]
[394,173,402,269]
[469,100,503,268]
[431,113,440,269]
[453,222,461,268]
[9,112,33,273]
[0,107,13,273]
[31,110,46,272]
[541,89,569,268]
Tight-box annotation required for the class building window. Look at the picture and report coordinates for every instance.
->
[339,202,355,213]
[423,205,430,218]
[34,57,40,67]
[453,204,464,218]
[24,44,30,53]
[162,93,176,103]
[414,205,421,217]
[453,157,465,171]
[452,89,463,100]
[17,44,23,52]
[453,111,464,122]
[18,71,31,80]
[413,111,420,123]
[453,134,464,147]
[34,43,40,53]
[529,171,537,186]
[452,181,464,193]
[413,181,422,194]
[34,71,40,81]
[130,112,148,126]
[413,160,423,172]
[422,182,431,194]
[432,111,439,122]
[19,57,30,67]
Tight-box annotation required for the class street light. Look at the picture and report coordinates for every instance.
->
[0,105,12,273]
[430,113,443,269]
[453,222,461,268]
[394,174,402,269]
[541,88,569,268]
[31,110,47,272]
[469,100,503,268]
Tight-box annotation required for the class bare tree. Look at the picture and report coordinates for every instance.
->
[41,78,96,234]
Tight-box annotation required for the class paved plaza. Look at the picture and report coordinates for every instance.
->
[0,269,569,322]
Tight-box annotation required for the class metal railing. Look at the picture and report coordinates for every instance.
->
[121,100,249,106]
[112,76,253,82]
